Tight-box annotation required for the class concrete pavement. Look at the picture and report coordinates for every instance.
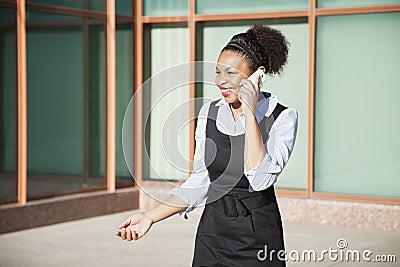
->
[0,209,399,267]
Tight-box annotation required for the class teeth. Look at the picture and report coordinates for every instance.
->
[221,88,233,93]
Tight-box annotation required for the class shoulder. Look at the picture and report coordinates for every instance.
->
[265,92,297,120]
[275,107,298,127]
[198,99,223,116]
[278,104,297,116]
[194,101,214,137]
[282,107,298,118]
[198,101,212,118]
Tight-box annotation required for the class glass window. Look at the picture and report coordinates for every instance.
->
[116,0,133,16]
[143,0,188,16]
[143,23,190,181]
[197,0,308,14]
[0,7,17,202]
[26,12,106,198]
[318,0,400,8]
[0,0,16,7]
[116,23,134,186]
[88,23,106,180]
[26,10,82,21]
[27,0,105,12]
[199,19,309,190]
[314,12,400,197]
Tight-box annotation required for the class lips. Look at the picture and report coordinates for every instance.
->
[218,86,234,97]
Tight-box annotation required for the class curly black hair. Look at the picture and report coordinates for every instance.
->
[222,24,289,76]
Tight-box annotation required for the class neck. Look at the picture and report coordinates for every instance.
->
[230,102,242,112]
[230,102,242,120]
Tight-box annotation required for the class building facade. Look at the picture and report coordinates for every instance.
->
[0,0,399,233]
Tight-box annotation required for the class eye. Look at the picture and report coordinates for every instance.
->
[215,70,221,74]
[228,71,237,75]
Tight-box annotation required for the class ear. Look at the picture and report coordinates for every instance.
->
[259,66,267,73]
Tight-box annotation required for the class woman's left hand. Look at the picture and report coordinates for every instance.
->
[238,78,259,118]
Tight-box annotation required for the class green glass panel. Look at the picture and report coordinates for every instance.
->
[143,24,190,180]
[26,14,105,197]
[116,0,133,16]
[314,12,400,197]
[27,0,105,11]
[200,19,308,190]
[144,0,188,16]
[116,24,134,183]
[88,24,106,179]
[27,27,84,176]
[89,0,105,11]
[0,7,17,201]
[268,23,308,190]
[26,10,81,21]
[0,6,16,22]
[318,0,400,8]
[197,0,308,14]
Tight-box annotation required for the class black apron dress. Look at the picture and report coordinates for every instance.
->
[192,95,287,267]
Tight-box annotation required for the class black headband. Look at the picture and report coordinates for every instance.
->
[226,40,261,67]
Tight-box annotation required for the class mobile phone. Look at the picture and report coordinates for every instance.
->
[247,68,266,89]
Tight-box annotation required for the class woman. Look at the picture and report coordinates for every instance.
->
[116,24,298,267]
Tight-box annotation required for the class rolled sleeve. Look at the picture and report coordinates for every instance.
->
[167,174,210,219]
[244,108,298,191]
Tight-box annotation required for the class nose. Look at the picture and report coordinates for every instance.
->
[216,74,228,86]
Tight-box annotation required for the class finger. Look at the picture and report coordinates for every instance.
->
[247,73,261,89]
[126,228,133,241]
[118,218,131,228]
[238,90,251,103]
[129,228,138,241]
[239,84,255,100]
[133,231,139,241]
[240,79,254,88]
[116,230,121,236]
[128,215,142,225]
[120,228,126,240]
[239,80,248,90]
[243,80,258,93]
[137,233,143,240]
[131,227,143,240]
[135,231,143,240]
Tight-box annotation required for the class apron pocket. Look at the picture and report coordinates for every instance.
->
[250,202,284,246]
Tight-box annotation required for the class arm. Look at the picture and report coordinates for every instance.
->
[238,78,298,191]
[116,195,189,241]
[244,114,266,171]
[239,78,267,171]
[143,194,189,223]
[244,107,298,191]
[116,103,211,241]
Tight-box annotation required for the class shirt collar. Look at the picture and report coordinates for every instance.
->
[215,91,278,121]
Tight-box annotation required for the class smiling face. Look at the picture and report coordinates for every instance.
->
[215,50,252,104]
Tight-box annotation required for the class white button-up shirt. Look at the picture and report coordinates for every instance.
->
[168,92,298,218]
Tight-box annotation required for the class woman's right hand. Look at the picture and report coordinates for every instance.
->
[116,213,153,241]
